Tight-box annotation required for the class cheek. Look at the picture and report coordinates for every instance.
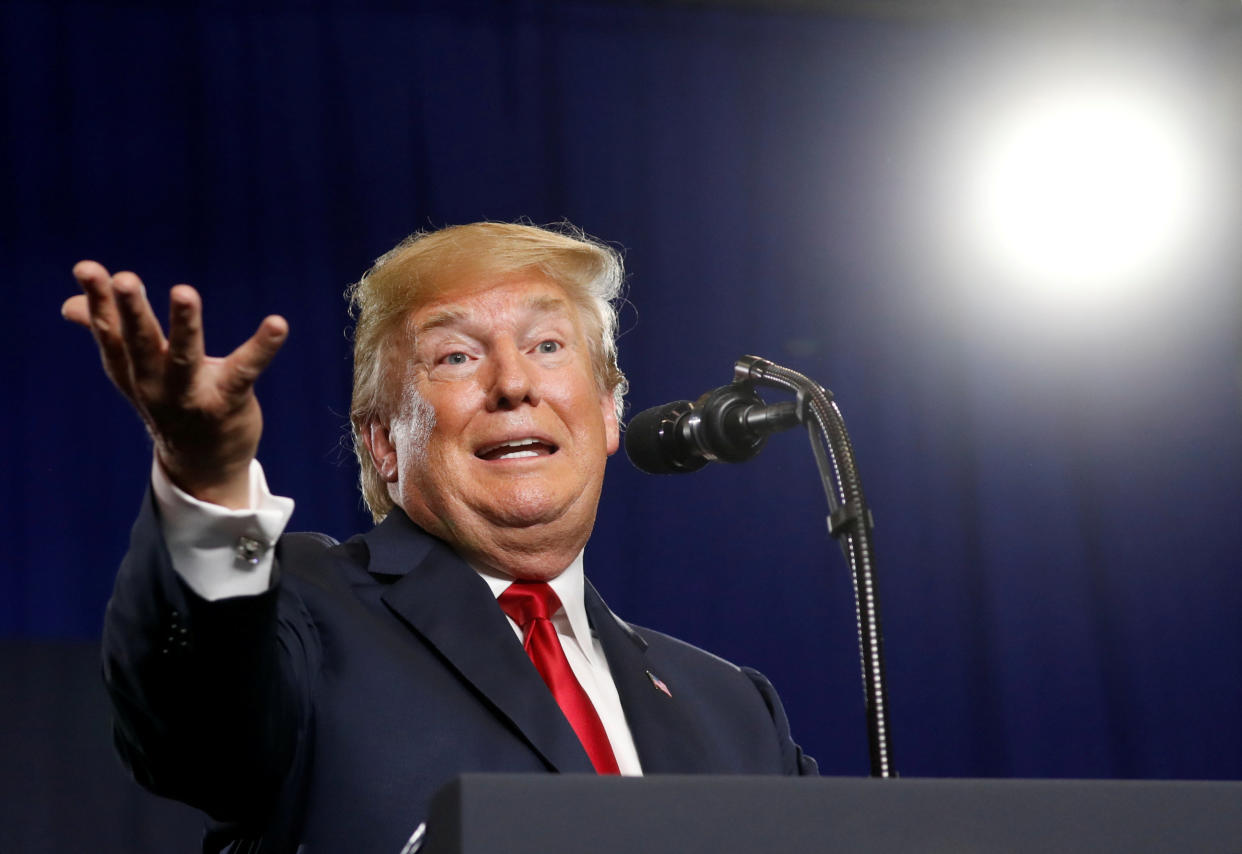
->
[420,382,481,432]
[391,403,437,467]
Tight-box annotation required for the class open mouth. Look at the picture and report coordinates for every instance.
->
[475,437,559,461]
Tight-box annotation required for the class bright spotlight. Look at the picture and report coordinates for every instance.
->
[961,66,1210,308]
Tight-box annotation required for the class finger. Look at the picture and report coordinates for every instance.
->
[73,260,137,397]
[220,315,289,398]
[164,285,205,395]
[73,259,119,335]
[112,271,168,388]
[61,294,90,327]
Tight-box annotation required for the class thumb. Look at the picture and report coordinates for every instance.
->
[61,294,91,328]
[220,315,289,397]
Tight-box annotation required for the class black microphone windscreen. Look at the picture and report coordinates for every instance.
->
[624,401,694,474]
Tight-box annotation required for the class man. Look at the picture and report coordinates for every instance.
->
[63,222,816,853]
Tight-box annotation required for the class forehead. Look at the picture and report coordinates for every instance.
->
[410,273,580,335]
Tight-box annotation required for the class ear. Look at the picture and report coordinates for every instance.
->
[362,421,400,483]
[599,391,620,456]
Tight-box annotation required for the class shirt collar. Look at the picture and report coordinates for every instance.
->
[474,552,596,662]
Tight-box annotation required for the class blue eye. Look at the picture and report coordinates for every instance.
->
[536,340,560,354]
[443,352,468,365]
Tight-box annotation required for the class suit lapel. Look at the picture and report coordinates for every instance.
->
[367,511,594,774]
[585,582,717,773]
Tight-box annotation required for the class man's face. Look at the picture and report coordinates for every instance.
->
[378,272,619,578]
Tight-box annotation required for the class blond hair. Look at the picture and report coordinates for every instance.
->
[346,221,628,521]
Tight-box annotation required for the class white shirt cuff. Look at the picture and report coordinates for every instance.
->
[151,457,296,601]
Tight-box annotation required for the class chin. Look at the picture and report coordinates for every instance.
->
[480,483,592,531]
[482,498,567,529]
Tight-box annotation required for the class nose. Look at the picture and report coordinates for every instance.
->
[484,339,540,411]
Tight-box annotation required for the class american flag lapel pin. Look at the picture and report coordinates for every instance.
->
[646,669,672,698]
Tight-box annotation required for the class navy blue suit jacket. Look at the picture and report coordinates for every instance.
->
[102,492,817,853]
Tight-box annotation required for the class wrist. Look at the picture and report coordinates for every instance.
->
[156,451,254,510]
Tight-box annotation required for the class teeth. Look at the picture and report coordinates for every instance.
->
[479,437,551,460]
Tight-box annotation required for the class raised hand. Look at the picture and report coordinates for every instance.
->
[62,261,288,508]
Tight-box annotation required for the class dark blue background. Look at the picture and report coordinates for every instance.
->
[4,0,1242,846]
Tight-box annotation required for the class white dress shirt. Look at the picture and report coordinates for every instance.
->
[472,557,642,775]
[149,458,643,775]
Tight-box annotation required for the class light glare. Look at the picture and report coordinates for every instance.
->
[964,75,1207,307]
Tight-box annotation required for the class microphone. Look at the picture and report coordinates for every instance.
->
[624,383,801,474]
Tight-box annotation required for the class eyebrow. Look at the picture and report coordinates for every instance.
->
[414,294,573,336]
[414,307,468,335]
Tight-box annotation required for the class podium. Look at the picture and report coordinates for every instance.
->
[421,775,1242,853]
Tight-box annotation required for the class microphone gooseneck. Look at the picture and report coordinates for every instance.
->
[624,355,895,779]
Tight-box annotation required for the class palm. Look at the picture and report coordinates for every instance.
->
[63,261,288,507]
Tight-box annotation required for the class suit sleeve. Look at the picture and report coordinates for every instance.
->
[101,487,321,827]
[741,666,820,776]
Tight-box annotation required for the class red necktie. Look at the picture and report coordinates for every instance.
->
[498,582,621,775]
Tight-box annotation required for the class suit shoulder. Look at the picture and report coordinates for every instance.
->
[275,531,370,591]
[627,624,745,675]
[276,531,341,570]
[284,531,341,549]
[620,623,788,709]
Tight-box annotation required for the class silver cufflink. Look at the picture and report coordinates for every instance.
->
[234,535,268,566]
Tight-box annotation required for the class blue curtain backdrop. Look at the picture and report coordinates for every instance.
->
[4,0,1242,847]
